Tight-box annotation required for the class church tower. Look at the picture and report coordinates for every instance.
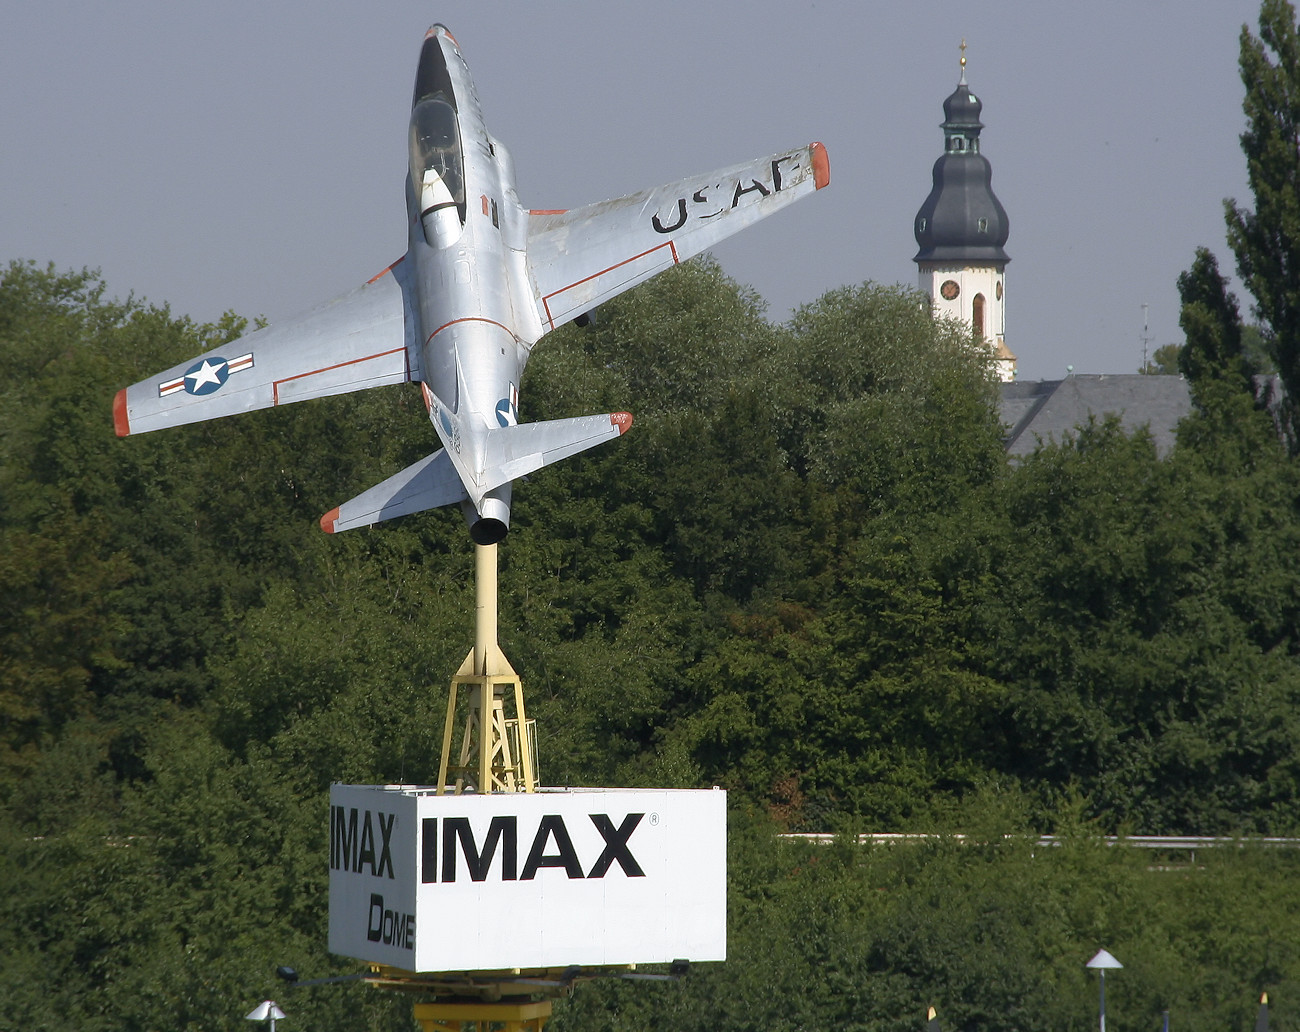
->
[914,43,1016,380]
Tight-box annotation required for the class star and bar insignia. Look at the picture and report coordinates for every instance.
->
[159,353,254,397]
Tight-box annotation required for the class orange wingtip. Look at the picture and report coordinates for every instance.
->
[611,412,633,434]
[113,389,130,437]
[320,507,340,534]
[810,142,830,190]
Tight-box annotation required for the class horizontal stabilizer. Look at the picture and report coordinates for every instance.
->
[477,411,633,495]
[321,447,468,533]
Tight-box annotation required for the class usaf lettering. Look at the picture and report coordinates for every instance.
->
[421,812,646,883]
[651,154,804,234]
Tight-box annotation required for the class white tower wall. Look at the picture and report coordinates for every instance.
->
[918,262,1013,380]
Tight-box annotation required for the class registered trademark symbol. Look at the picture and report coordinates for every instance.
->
[649,812,659,826]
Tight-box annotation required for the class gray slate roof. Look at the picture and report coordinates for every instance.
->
[1000,375,1191,457]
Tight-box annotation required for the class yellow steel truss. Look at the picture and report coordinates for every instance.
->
[436,543,537,794]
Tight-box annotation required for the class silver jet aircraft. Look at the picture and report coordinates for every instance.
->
[113,25,829,544]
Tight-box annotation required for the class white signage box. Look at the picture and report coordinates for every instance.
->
[328,785,726,972]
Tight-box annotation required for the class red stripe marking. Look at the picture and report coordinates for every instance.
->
[272,347,408,405]
[113,389,130,437]
[424,316,517,346]
[541,241,678,330]
[367,254,406,285]
[530,209,568,215]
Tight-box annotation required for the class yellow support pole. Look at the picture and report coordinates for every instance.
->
[436,543,537,794]
[414,999,552,1032]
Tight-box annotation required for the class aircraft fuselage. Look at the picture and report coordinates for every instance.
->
[406,25,542,542]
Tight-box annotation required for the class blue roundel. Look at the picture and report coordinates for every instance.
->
[495,397,518,427]
[183,357,230,395]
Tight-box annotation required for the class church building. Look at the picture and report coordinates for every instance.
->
[914,44,1017,381]
[909,45,1197,452]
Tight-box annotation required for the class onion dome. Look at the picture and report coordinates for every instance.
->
[914,48,1009,264]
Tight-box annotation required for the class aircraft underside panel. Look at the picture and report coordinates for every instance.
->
[533,241,678,337]
[477,411,634,494]
[321,447,469,533]
[525,143,828,333]
[114,258,419,436]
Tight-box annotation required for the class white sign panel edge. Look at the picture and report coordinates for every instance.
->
[328,785,726,973]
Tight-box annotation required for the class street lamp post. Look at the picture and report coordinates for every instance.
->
[245,1000,286,1032]
[1086,949,1123,1032]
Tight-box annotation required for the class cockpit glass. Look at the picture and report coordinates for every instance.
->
[409,96,465,206]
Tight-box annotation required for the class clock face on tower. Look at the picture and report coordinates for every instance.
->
[940,279,960,301]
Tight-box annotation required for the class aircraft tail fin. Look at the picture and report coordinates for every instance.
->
[321,447,468,533]
[476,411,633,495]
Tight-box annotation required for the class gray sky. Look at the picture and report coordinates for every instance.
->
[3,1,1262,381]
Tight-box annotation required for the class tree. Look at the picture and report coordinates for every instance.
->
[969,416,1300,833]
[15,251,1300,1028]
[1177,246,1254,398]
[1225,0,1300,447]
[1141,342,1182,375]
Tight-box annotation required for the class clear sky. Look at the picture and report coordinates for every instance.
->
[3,1,1262,381]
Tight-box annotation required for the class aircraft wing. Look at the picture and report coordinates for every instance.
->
[114,257,419,436]
[524,142,828,336]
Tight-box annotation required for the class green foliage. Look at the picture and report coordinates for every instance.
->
[553,802,1300,1032]
[773,284,1004,517]
[5,251,1300,1030]
[960,417,1300,833]
[1225,0,1300,447]
[1177,246,1254,397]
[1142,342,1183,375]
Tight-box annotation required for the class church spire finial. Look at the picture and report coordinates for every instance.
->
[959,38,968,85]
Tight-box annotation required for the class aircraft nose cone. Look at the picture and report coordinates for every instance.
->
[427,23,458,47]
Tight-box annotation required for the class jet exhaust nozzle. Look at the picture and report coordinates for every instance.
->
[470,518,508,545]
[465,488,511,544]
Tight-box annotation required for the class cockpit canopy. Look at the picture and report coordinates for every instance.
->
[409,30,465,230]
[409,95,465,214]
